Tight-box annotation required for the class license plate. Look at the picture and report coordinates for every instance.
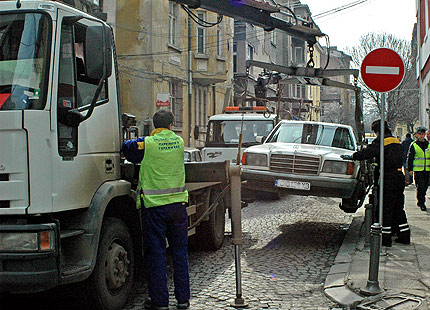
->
[275,179,310,191]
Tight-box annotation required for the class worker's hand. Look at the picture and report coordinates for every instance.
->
[409,171,413,176]
[340,155,353,160]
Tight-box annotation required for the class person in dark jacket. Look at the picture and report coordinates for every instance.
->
[402,133,413,185]
[407,127,430,211]
[341,119,410,246]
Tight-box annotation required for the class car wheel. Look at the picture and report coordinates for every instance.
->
[340,198,359,213]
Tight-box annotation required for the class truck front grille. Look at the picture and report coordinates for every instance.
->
[270,154,320,175]
[0,201,10,208]
[0,174,8,181]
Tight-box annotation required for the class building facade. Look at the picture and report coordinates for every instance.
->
[104,0,233,147]
[417,0,430,129]
[319,47,355,126]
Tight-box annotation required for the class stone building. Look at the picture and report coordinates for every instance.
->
[102,0,233,147]
[319,47,355,126]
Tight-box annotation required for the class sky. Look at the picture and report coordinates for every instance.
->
[300,0,417,52]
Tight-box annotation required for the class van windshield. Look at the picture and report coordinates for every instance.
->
[206,120,274,146]
[0,13,51,110]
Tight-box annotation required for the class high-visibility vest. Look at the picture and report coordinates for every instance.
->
[137,129,188,208]
[412,142,430,171]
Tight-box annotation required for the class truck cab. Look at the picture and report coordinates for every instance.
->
[0,3,232,309]
[202,107,278,164]
[0,2,137,308]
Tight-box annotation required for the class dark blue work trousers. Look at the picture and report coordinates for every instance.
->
[141,202,190,307]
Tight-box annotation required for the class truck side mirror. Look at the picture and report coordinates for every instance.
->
[256,136,266,144]
[85,25,112,80]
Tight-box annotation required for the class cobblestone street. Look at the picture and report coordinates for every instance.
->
[125,194,352,310]
[2,194,351,310]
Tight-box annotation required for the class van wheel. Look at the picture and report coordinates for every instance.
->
[195,189,226,250]
[82,218,134,310]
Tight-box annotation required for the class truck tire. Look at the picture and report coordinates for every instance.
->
[195,189,226,250]
[83,218,134,310]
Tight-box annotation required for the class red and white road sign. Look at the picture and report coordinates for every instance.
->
[360,48,405,93]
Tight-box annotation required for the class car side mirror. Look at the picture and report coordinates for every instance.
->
[256,136,266,144]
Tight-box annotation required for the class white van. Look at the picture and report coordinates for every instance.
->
[202,107,279,163]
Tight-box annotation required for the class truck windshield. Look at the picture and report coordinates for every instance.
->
[0,13,50,110]
[266,123,355,150]
[206,120,274,146]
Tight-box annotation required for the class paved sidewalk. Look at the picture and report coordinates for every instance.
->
[324,185,430,309]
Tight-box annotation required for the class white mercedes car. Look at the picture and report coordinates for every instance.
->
[241,120,372,213]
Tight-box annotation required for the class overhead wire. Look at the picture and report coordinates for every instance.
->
[180,4,223,27]
[116,26,269,59]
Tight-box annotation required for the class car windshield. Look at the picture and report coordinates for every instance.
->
[206,120,274,146]
[0,13,50,110]
[266,123,355,150]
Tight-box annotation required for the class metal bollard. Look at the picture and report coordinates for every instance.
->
[229,165,248,308]
[360,223,383,296]
[364,204,372,246]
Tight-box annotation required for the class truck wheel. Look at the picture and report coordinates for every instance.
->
[83,218,134,310]
[196,189,226,250]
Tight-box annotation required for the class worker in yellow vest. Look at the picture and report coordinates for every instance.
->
[122,110,190,310]
[407,126,430,211]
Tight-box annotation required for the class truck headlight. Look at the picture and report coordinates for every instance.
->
[244,153,267,166]
[0,231,55,252]
[322,160,355,175]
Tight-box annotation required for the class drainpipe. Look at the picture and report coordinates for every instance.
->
[188,15,193,146]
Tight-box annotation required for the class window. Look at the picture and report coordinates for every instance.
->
[267,123,355,150]
[295,46,304,63]
[217,16,223,56]
[270,30,277,46]
[169,79,183,127]
[206,120,274,145]
[194,86,208,127]
[0,13,51,110]
[197,12,206,54]
[169,2,179,46]
[56,17,110,157]
[247,43,254,61]
[233,43,237,73]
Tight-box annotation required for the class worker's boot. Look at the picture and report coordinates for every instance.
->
[395,230,411,245]
[382,234,392,247]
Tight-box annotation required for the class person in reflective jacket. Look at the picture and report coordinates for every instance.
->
[407,127,430,211]
[341,120,410,246]
[122,110,190,310]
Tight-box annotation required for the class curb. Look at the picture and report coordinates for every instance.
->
[323,215,365,308]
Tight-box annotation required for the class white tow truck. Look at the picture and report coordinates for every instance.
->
[202,106,279,164]
[0,2,230,309]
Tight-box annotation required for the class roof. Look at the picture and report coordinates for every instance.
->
[208,113,278,121]
[278,120,353,130]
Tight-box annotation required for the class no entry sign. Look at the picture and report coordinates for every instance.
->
[360,48,405,93]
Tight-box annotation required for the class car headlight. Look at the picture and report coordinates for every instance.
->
[244,153,267,166]
[322,160,355,175]
[0,231,55,252]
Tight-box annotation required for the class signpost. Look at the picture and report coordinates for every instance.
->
[360,48,405,296]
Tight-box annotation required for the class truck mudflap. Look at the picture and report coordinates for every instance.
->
[0,223,59,293]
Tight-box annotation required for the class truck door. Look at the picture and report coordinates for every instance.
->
[51,10,120,213]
